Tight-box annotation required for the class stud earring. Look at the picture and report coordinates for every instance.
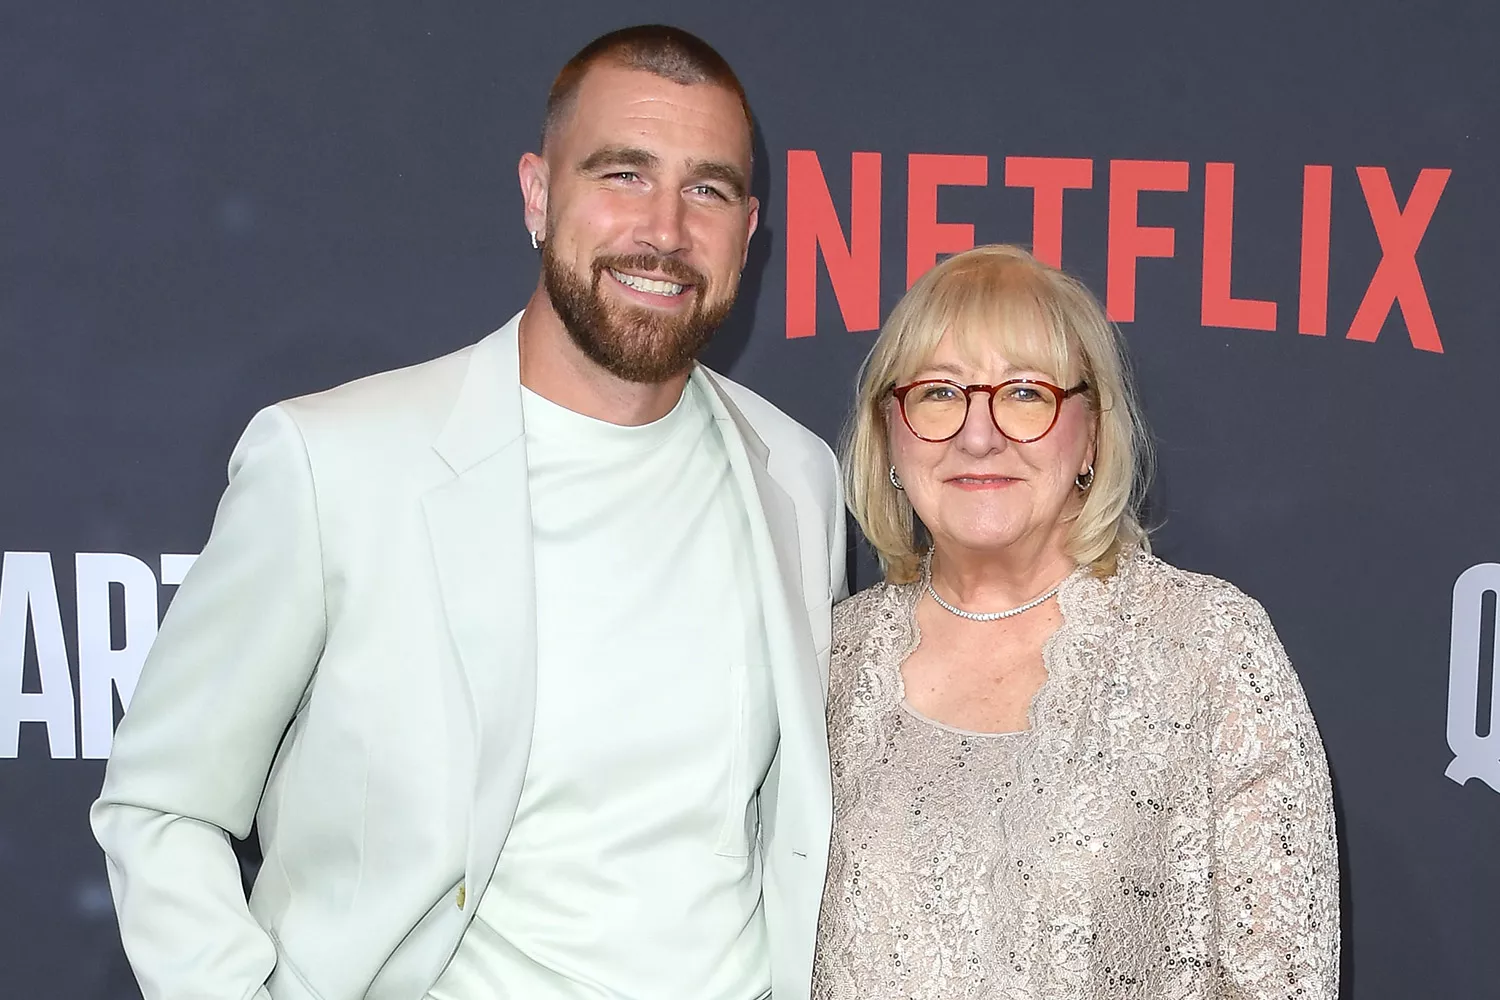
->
[890,465,905,491]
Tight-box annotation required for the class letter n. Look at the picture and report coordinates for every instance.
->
[785,151,882,338]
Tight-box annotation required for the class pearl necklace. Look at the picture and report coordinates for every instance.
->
[925,578,1063,622]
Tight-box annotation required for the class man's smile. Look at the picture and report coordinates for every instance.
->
[608,268,689,297]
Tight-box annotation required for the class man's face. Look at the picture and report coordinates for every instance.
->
[529,64,758,383]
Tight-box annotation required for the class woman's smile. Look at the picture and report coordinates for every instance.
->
[944,474,1022,491]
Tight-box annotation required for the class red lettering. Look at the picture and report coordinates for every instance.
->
[1004,156,1093,268]
[785,150,882,338]
[1106,160,1190,322]
[906,154,988,287]
[1298,165,1333,336]
[1201,163,1277,331]
[1346,166,1450,353]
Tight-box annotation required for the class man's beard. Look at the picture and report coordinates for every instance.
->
[542,245,737,384]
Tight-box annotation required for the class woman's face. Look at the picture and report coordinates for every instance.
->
[888,329,1095,564]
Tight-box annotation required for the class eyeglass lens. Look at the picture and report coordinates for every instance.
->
[902,382,1061,442]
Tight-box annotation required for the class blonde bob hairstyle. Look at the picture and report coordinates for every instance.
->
[842,244,1153,583]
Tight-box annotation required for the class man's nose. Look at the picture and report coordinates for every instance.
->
[634,188,691,256]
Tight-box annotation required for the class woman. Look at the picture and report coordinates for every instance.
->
[813,245,1338,999]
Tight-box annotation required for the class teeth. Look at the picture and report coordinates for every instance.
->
[611,269,685,296]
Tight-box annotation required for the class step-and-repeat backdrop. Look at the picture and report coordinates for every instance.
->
[3,3,1496,997]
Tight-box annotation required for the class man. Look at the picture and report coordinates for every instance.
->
[92,25,845,1000]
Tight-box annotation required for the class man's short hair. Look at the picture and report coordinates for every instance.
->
[541,25,754,154]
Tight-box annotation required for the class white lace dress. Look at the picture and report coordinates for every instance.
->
[813,549,1339,1000]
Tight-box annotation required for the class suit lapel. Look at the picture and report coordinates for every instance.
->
[421,315,537,902]
[693,369,831,857]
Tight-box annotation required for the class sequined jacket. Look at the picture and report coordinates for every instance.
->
[814,548,1340,1000]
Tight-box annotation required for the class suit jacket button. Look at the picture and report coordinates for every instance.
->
[455,882,466,909]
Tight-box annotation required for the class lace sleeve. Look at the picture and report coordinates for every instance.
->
[1208,594,1340,1000]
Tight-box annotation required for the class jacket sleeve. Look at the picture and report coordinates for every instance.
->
[1208,594,1340,1000]
[91,404,329,1000]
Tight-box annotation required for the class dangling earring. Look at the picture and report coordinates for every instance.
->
[890,465,905,491]
[530,230,540,250]
[1075,463,1095,492]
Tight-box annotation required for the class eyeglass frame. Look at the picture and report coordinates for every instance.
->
[889,378,1091,444]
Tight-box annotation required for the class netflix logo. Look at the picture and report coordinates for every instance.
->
[784,151,1450,352]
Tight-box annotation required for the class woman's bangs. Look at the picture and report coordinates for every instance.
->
[917,276,1083,387]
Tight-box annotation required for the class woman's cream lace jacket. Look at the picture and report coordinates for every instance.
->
[814,548,1340,999]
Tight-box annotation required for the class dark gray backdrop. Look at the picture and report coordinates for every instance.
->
[2,2,1496,997]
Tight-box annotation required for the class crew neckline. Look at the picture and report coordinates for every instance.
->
[520,381,697,450]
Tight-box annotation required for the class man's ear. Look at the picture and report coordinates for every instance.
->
[518,152,550,241]
[742,195,760,269]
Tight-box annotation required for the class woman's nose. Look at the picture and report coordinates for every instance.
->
[953,390,1008,455]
